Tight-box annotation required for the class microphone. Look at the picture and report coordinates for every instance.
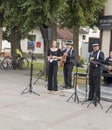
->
[29,51,36,60]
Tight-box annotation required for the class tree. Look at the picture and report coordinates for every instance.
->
[59,0,106,58]
[21,0,64,74]
[0,0,4,52]
[1,0,26,55]
[1,0,64,56]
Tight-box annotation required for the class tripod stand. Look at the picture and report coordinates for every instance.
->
[87,93,103,109]
[81,73,89,105]
[21,52,40,96]
[67,65,79,103]
[105,104,112,113]
[33,64,48,88]
[34,70,46,84]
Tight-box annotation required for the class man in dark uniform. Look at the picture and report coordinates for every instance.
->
[88,43,104,102]
[103,51,112,84]
[62,41,76,89]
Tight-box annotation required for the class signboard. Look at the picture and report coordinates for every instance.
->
[98,15,112,30]
[36,42,41,48]
[27,41,35,50]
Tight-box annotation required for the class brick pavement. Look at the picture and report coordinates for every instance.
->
[0,69,112,130]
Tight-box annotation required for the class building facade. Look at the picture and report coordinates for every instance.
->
[99,0,112,57]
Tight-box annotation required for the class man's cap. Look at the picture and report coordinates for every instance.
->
[92,43,99,47]
[65,40,73,45]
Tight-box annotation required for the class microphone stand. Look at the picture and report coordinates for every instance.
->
[87,60,103,108]
[81,62,89,105]
[21,52,40,96]
[105,104,112,113]
[67,64,79,103]
[87,93,103,109]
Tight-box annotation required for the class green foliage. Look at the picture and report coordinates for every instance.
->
[0,0,107,58]
[32,61,86,84]
[0,0,64,42]
[59,0,106,28]
[58,0,106,57]
[79,56,85,65]
[0,0,64,55]
[31,61,44,71]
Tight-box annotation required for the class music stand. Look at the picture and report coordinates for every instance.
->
[21,52,40,96]
[81,62,89,105]
[67,64,80,103]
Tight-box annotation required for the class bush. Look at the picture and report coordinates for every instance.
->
[79,56,85,65]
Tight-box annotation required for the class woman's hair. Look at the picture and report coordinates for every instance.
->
[52,40,57,44]
[110,51,112,54]
[51,40,57,47]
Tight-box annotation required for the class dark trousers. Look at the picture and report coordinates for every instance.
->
[88,67,101,100]
[48,61,58,91]
[63,62,74,87]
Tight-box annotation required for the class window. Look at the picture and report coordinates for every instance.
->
[92,27,97,33]
[82,35,86,40]
[27,35,36,51]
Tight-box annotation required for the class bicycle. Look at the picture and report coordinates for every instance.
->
[1,53,29,70]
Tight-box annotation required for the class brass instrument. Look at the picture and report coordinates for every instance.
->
[90,60,112,75]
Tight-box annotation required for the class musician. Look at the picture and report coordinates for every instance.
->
[62,41,76,89]
[103,51,112,84]
[47,40,62,94]
[88,43,104,102]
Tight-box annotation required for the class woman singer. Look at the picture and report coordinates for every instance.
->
[47,40,62,94]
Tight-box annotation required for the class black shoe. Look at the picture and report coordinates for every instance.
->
[96,99,100,103]
[62,84,68,88]
[63,86,67,89]
[66,86,71,89]
[87,99,92,101]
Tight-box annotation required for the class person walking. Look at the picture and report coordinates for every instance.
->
[47,40,62,94]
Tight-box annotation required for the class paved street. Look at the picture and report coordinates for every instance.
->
[0,69,112,130]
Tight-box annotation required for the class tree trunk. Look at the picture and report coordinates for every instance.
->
[40,23,57,80]
[73,26,79,59]
[0,27,2,53]
[50,22,57,41]
[10,27,21,56]
[39,26,49,80]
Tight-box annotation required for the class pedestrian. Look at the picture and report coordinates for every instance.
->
[88,43,104,102]
[47,40,62,94]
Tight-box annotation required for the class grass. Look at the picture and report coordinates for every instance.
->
[30,61,87,85]
[30,62,105,86]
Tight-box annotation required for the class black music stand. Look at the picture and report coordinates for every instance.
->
[81,62,89,105]
[21,52,40,96]
[67,64,80,103]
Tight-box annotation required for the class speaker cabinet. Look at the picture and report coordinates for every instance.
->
[42,28,51,41]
